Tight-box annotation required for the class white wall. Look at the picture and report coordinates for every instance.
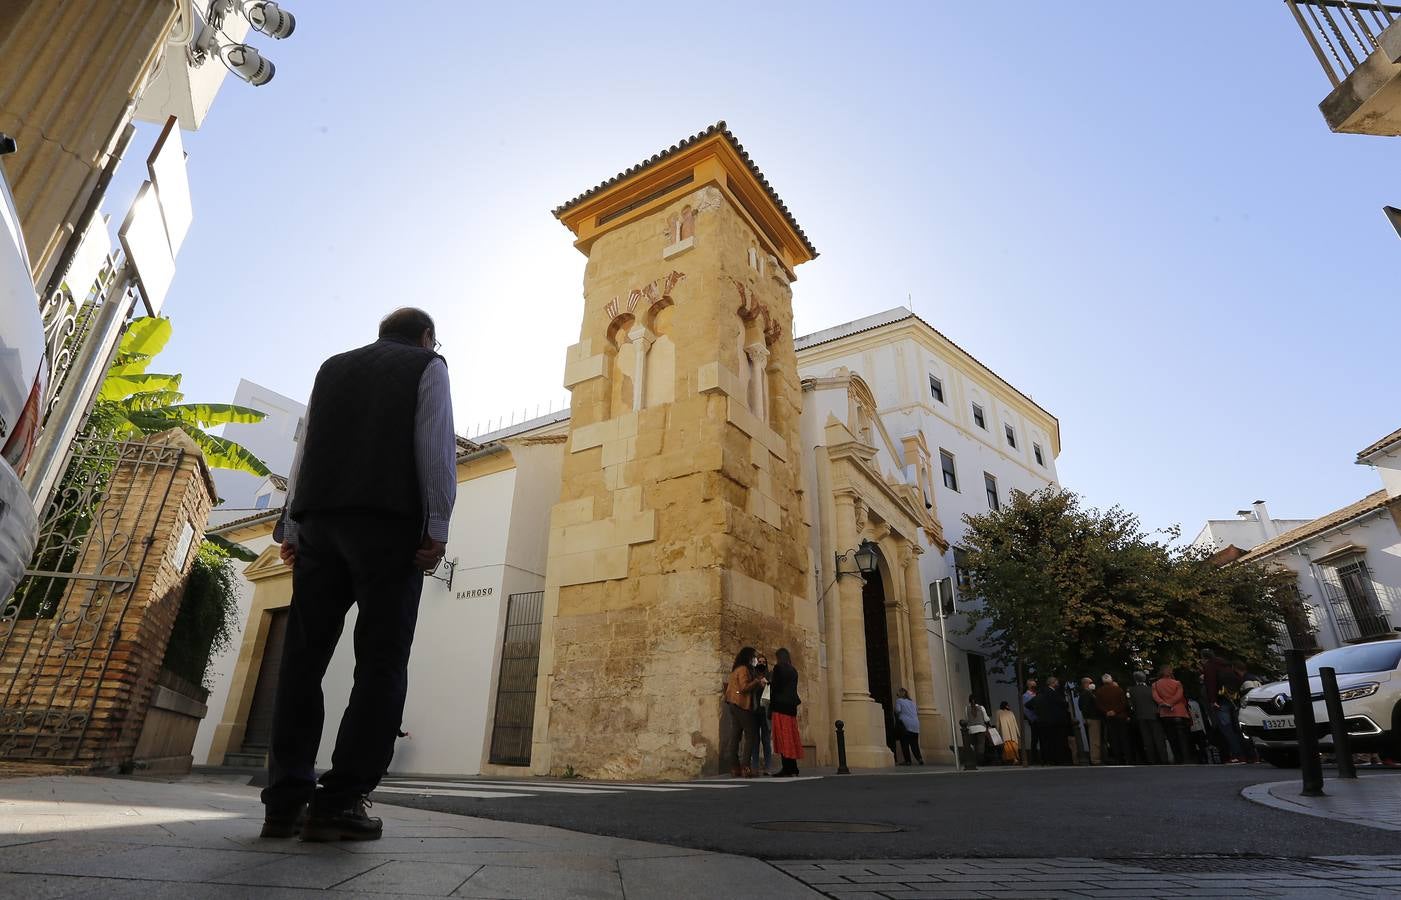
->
[213,380,306,510]
[192,528,277,766]
[330,465,519,777]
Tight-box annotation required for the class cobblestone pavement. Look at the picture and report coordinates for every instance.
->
[1243,774,1401,832]
[775,855,1401,898]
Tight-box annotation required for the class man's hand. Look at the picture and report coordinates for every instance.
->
[416,537,447,571]
[280,542,297,567]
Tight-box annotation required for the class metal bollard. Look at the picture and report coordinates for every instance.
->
[1286,648,1324,796]
[1319,666,1357,780]
[835,720,850,774]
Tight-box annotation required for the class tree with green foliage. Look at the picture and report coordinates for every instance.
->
[88,316,270,476]
[959,487,1296,682]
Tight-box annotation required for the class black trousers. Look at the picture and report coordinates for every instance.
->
[725,703,758,771]
[1137,718,1167,765]
[1163,717,1192,764]
[260,513,424,810]
[898,731,923,764]
[1104,718,1131,764]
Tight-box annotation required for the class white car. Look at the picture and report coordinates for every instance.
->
[1240,640,1401,767]
[0,135,46,600]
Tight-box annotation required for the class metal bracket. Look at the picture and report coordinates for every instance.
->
[426,557,457,590]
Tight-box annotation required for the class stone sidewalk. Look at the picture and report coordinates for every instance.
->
[0,775,818,898]
[1242,773,1401,832]
[777,856,1401,898]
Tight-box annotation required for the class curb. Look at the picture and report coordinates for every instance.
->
[1242,779,1401,832]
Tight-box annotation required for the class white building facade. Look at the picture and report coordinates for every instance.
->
[795,309,1061,724]
[1192,500,1312,554]
[209,379,306,519]
[1236,427,1401,651]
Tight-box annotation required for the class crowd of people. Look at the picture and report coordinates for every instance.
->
[723,647,805,777]
[1010,653,1265,767]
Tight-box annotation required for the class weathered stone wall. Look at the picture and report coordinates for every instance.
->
[536,186,818,779]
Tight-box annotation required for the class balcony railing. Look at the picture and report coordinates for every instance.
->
[1287,0,1401,88]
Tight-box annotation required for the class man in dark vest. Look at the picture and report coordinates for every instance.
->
[260,307,456,841]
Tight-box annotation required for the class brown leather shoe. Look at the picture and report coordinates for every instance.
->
[300,795,382,842]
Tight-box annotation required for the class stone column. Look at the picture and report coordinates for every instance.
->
[745,342,770,420]
[833,491,891,767]
[833,492,869,702]
[904,545,953,763]
[628,325,654,411]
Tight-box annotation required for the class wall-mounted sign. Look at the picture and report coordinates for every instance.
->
[456,586,495,600]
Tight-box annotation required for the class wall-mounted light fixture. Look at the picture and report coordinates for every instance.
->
[834,539,878,579]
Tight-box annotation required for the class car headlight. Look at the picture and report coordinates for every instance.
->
[1338,683,1380,702]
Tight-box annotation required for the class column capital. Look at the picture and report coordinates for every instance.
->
[628,324,655,349]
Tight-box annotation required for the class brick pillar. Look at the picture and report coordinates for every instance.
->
[62,430,213,769]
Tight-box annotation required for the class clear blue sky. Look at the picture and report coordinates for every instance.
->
[108,2,1400,537]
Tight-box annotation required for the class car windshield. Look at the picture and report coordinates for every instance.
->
[1305,643,1401,677]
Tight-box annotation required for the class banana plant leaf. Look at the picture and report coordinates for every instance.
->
[159,403,266,428]
[115,389,187,412]
[118,316,172,359]
[99,372,182,402]
[187,431,271,476]
[205,534,259,562]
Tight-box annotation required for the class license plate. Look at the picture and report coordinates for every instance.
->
[1261,716,1295,730]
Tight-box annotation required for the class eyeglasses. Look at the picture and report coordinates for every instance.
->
[432,338,442,352]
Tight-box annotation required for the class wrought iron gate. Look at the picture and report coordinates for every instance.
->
[488,591,544,766]
[0,435,184,761]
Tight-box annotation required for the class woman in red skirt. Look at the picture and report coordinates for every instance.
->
[768,648,804,776]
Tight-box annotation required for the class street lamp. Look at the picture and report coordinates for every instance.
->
[835,539,879,579]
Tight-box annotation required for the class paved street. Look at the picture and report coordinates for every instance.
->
[376,764,1401,859]
[5,770,1401,897]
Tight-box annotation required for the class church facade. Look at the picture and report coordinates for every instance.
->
[196,125,1061,779]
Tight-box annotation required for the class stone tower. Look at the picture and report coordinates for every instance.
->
[530,123,818,779]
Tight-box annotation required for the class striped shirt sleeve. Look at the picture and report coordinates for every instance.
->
[415,357,457,542]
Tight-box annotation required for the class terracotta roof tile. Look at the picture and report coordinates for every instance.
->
[552,120,818,259]
[1357,426,1401,463]
[1237,490,1391,563]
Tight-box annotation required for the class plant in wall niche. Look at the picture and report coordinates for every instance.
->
[161,541,244,690]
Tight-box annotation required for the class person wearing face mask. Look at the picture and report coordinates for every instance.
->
[723,646,766,777]
[749,653,775,775]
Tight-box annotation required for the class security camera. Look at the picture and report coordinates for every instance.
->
[220,43,274,86]
[244,1,295,39]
